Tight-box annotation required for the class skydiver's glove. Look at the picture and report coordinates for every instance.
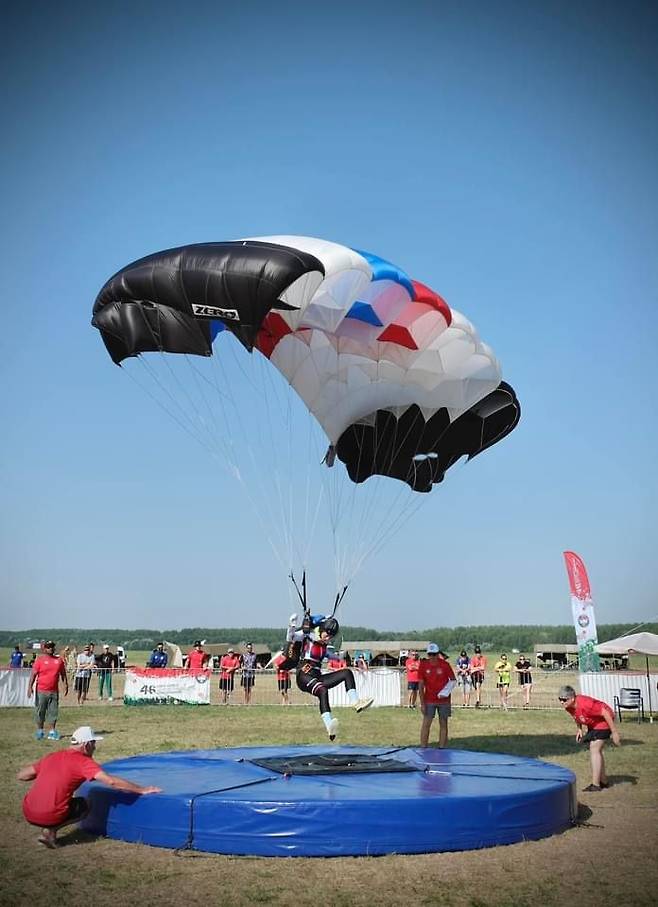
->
[289,613,299,626]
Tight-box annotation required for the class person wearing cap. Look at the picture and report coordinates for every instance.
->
[186,640,210,674]
[515,653,533,708]
[405,650,421,709]
[558,685,621,791]
[10,645,25,668]
[17,726,162,849]
[95,645,117,702]
[219,648,241,704]
[74,644,96,705]
[469,645,487,708]
[418,643,457,748]
[147,642,168,669]
[28,642,68,741]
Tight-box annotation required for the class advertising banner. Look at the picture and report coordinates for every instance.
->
[563,550,600,672]
[124,667,211,705]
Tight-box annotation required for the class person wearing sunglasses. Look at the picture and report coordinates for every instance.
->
[558,685,621,791]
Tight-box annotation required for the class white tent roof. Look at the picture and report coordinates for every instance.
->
[597,632,658,656]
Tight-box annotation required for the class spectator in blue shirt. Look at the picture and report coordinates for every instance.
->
[455,650,472,707]
[10,646,25,668]
[147,643,168,669]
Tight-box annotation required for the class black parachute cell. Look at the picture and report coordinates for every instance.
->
[91,241,325,364]
[335,382,520,492]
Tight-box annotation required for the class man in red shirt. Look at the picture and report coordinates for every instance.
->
[418,643,456,748]
[186,640,210,674]
[405,650,421,709]
[17,725,161,848]
[28,641,68,741]
[559,684,621,791]
[219,648,241,704]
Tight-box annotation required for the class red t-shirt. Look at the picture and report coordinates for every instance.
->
[23,749,101,826]
[566,694,612,731]
[220,654,240,679]
[186,650,209,672]
[418,658,456,704]
[469,655,487,674]
[405,658,421,683]
[30,655,67,693]
[277,667,290,682]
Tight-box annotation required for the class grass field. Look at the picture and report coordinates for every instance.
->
[1,697,657,907]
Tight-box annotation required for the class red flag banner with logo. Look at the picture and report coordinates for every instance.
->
[563,551,600,672]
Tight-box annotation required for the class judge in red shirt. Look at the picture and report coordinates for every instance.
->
[405,651,421,709]
[17,725,161,849]
[418,644,456,748]
[28,641,69,741]
[186,640,210,673]
[559,685,621,791]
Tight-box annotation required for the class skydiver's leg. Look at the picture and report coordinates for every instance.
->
[296,670,337,737]
[322,669,374,712]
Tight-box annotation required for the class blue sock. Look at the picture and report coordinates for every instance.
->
[321,711,334,730]
[347,689,358,705]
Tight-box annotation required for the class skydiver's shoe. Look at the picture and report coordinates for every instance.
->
[354,697,374,713]
[34,729,45,740]
[326,718,339,741]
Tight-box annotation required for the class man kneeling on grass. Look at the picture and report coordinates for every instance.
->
[17,726,162,849]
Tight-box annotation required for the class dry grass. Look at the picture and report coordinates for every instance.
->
[1,700,657,907]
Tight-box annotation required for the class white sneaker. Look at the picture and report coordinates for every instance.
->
[108,697,113,702]
[326,718,339,741]
[354,697,374,713]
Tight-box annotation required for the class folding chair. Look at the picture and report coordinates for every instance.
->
[613,688,644,723]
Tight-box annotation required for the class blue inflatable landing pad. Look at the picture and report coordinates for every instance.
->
[80,745,576,857]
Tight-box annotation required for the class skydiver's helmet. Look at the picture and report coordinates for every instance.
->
[318,617,340,639]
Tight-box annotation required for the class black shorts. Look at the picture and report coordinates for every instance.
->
[74,676,91,694]
[407,681,419,691]
[582,729,611,745]
[278,676,291,691]
[471,672,484,685]
[219,677,234,692]
[241,675,255,688]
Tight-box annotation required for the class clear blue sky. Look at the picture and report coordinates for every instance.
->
[2,2,657,632]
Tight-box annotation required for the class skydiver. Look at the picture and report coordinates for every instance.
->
[293,615,373,740]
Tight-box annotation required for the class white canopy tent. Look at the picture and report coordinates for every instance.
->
[597,632,658,716]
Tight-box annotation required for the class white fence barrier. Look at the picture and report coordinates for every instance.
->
[579,671,656,713]
[0,669,32,707]
[328,668,401,708]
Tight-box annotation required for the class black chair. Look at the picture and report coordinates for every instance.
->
[613,688,644,723]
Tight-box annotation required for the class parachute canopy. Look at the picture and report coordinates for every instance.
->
[92,235,519,492]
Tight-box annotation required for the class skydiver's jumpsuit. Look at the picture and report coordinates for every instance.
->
[295,636,356,714]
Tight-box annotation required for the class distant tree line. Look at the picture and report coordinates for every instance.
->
[2,623,655,653]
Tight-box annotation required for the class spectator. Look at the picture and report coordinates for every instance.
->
[29,652,37,669]
[147,642,168,669]
[241,643,257,704]
[17,726,161,849]
[494,653,511,711]
[10,645,25,668]
[277,662,291,705]
[455,650,472,708]
[74,644,95,705]
[405,650,421,709]
[186,640,209,674]
[469,645,487,708]
[28,641,68,741]
[95,645,117,702]
[515,654,533,708]
[418,643,456,748]
[558,685,621,791]
[219,648,241,704]
[354,653,369,672]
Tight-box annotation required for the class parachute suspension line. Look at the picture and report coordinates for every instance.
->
[207,340,292,574]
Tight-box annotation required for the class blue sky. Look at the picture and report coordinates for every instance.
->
[2,2,657,632]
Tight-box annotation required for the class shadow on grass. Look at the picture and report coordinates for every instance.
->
[54,828,98,848]
[453,734,644,758]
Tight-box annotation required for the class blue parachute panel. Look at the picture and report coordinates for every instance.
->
[353,249,415,297]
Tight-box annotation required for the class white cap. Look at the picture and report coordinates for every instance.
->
[71,726,104,745]
[289,613,298,625]
[427,643,440,654]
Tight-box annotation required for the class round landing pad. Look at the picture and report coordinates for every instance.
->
[80,745,576,856]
